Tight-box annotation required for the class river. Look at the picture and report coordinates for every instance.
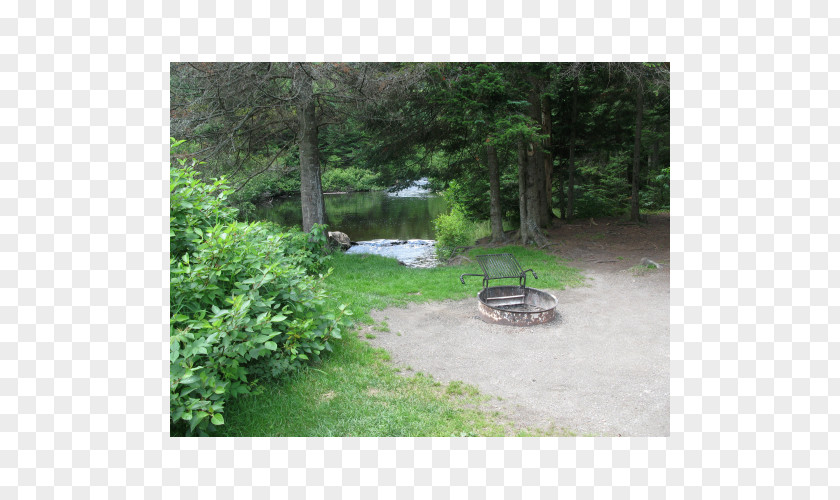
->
[253,179,446,267]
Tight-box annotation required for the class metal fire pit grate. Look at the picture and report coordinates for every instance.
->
[459,253,538,289]
[476,286,558,326]
[460,255,556,325]
[495,303,545,313]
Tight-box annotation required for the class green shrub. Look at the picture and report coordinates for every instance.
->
[169,138,351,436]
[433,206,474,260]
[441,179,488,220]
[321,167,383,192]
[170,221,352,436]
[170,147,239,260]
[280,222,333,276]
[234,201,257,222]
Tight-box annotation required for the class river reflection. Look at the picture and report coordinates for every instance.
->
[253,180,446,241]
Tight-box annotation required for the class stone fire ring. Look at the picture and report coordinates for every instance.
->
[477,286,558,326]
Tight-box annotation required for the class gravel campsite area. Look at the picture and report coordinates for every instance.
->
[363,215,671,436]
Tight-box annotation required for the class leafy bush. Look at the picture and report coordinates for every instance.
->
[234,201,257,222]
[433,206,474,260]
[321,167,383,192]
[441,179,488,221]
[440,175,520,223]
[278,222,333,276]
[169,139,351,436]
[170,144,239,260]
[170,221,352,436]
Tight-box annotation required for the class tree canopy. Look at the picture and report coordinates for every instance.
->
[170,62,669,236]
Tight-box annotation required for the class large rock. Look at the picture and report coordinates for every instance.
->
[328,231,351,250]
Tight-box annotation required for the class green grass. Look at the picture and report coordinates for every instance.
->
[446,380,481,397]
[216,245,586,437]
[324,245,584,324]
[219,335,582,437]
[219,337,519,436]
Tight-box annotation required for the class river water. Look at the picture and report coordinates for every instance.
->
[253,179,446,267]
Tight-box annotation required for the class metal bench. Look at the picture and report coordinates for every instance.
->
[459,253,538,289]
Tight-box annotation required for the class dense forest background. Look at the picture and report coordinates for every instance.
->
[170,62,669,242]
[169,61,670,435]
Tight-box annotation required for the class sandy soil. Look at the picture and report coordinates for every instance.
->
[363,214,671,437]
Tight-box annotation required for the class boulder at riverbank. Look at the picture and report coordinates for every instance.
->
[328,231,352,250]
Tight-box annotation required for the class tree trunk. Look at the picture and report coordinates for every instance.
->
[517,136,548,246]
[528,85,548,228]
[526,143,543,234]
[630,78,643,223]
[567,76,578,220]
[557,157,566,220]
[517,138,529,245]
[298,75,325,233]
[318,161,327,222]
[486,140,505,243]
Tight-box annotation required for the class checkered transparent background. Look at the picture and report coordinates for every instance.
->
[2,0,838,496]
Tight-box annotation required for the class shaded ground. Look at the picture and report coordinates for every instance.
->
[363,214,670,436]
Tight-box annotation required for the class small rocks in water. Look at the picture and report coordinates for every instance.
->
[640,257,662,269]
[345,239,438,268]
[328,231,352,250]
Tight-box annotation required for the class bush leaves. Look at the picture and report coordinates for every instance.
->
[170,147,352,437]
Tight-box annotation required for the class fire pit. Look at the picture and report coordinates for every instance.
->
[460,253,557,326]
[477,286,557,326]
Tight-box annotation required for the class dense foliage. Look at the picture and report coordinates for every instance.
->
[171,63,669,233]
[170,144,352,436]
[168,63,670,437]
[321,166,383,193]
[432,206,474,260]
[441,175,520,223]
[170,145,239,259]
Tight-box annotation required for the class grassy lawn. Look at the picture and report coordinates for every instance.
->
[323,245,584,324]
[217,245,585,437]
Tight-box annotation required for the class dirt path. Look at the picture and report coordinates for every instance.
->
[365,215,670,436]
